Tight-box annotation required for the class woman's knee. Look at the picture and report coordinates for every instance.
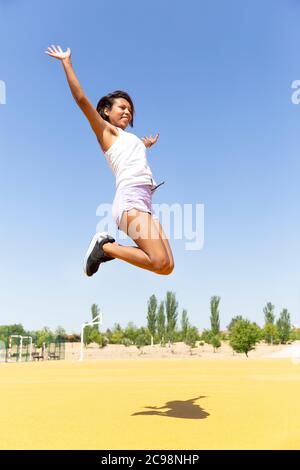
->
[151,256,175,275]
[160,260,175,275]
[165,260,175,275]
[151,255,170,274]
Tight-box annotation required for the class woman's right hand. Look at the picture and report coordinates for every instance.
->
[45,45,71,61]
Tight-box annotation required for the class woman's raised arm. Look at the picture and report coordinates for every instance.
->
[45,45,110,140]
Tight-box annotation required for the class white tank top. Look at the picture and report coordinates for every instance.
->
[103,127,157,191]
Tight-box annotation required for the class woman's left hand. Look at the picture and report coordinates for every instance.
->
[141,132,159,148]
[45,44,71,61]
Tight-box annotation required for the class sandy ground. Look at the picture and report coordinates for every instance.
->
[0,356,300,449]
[66,340,300,361]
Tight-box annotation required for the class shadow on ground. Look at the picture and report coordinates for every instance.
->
[132,396,209,419]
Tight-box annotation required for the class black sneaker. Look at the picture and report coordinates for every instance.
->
[83,232,115,277]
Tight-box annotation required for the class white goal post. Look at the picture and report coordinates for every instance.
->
[10,335,32,361]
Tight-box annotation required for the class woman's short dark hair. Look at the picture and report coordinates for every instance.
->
[96,90,135,127]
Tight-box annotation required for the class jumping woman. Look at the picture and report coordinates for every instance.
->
[45,45,174,277]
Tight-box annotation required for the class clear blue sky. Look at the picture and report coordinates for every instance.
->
[0,0,299,333]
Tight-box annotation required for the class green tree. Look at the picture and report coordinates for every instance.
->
[263,322,278,345]
[210,296,220,336]
[229,319,261,357]
[124,322,138,344]
[135,327,151,353]
[83,325,93,346]
[289,328,300,341]
[263,302,276,344]
[165,291,178,345]
[36,327,55,348]
[181,309,189,342]
[55,326,67,340]
[211,335,221,352]
[263,302,275,324]
[185,326,199,351]
[276,309,291,344]
[91,304,100,332]
[135,334,147,352]
[110,323,124,344]
[157,301,166,345]
[0,324,26,340]
[89,329,105,348]
[201,329,213,344]
[147,295,157,346]
[227,315,243,331]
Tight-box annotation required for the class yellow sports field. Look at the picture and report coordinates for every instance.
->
[1,358,300,449]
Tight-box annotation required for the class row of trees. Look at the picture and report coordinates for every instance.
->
[82,295,298,357]
[198,298,296,357]
[0,324,77,348]
[146,292,198,347]
[1,296,298,357]
[82,294,199,349]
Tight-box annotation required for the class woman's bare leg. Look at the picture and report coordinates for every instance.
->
[102,209,171,274]
[152,218,175,274]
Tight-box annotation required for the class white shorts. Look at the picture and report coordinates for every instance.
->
[112,184,158,228]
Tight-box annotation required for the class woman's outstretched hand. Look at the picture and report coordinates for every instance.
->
[45,44,71,61]
[141,133,160,149]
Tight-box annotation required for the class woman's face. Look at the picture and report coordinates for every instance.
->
[105,98,133,129]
